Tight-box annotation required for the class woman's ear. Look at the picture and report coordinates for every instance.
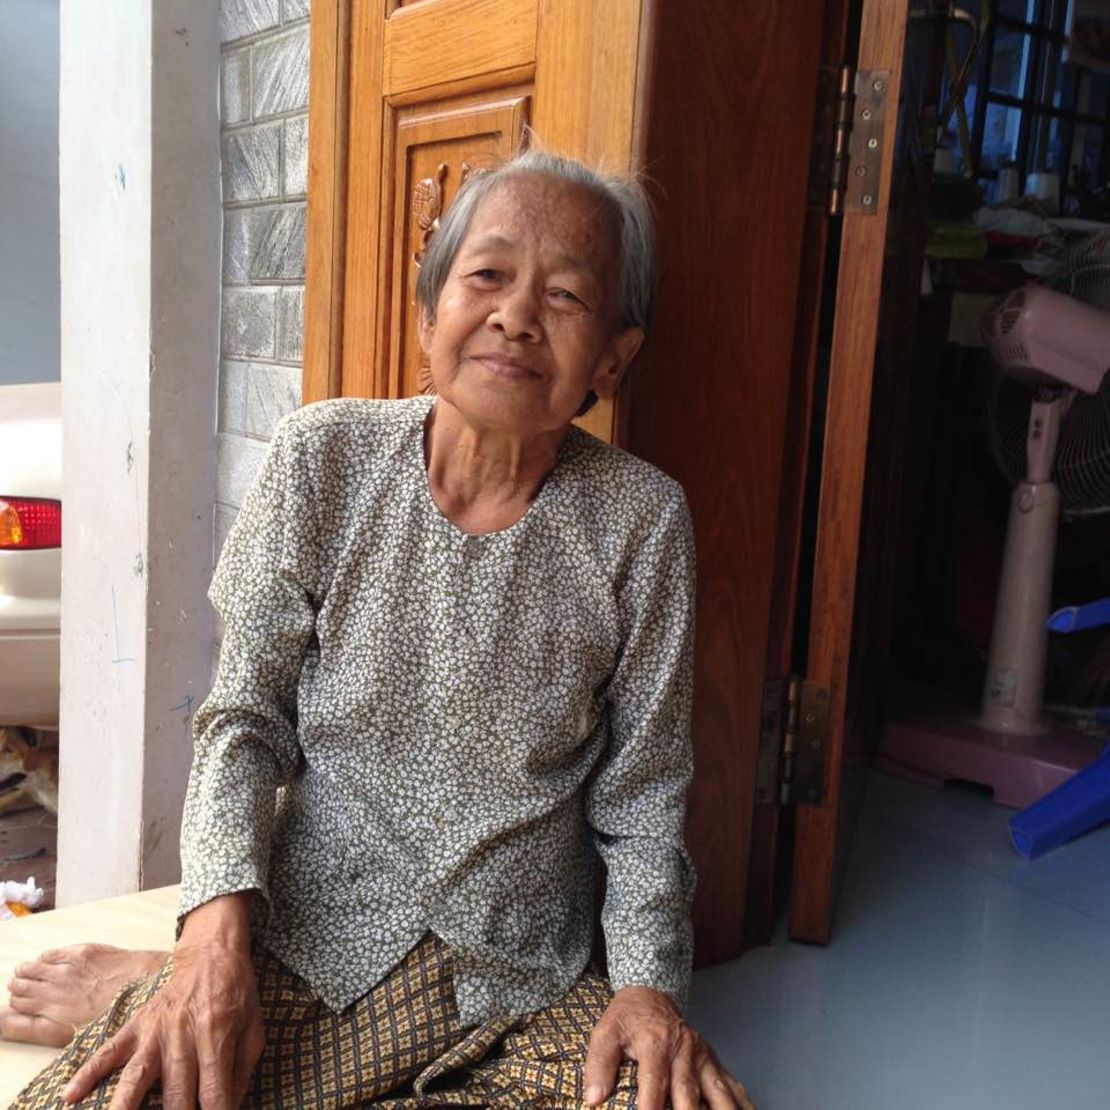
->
[591,326,645,400]
[418,304,435,354]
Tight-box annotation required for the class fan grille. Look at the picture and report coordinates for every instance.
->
[988,371,1110,517]
[1048,231,1110,309]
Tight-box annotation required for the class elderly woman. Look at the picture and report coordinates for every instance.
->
[7,152,752,1110]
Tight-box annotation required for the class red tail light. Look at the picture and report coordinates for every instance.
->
[0,498,62,549]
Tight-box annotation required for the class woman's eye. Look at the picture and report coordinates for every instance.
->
[471,268,500,282]
[550,288,583,305]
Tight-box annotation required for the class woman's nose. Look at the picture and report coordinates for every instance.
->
[488,285,542,342]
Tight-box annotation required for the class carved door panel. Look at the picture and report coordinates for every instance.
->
[387,91,530,399]
[340,0,537,405]
[327,0,648,443]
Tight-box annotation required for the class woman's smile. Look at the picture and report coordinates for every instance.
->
[468,352,541,381]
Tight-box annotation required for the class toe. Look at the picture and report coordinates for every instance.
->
[8,973,65,1007]
[9,991,44,1014]
[9,980,65,1011]
[8,975,34,997]
[14,960,64,982]
[0,1006,75,1048]
[8,972,61,999]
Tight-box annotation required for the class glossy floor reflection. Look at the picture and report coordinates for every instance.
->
[689,769,1110,1110]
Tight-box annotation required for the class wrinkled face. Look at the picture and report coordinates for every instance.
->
[418,175,644,437]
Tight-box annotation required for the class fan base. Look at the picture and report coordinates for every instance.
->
[877,684,1104,809]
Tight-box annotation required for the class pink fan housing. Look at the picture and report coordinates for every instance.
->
[982,284,1110,395]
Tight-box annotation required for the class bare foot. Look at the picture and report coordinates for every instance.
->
[0,943,168,1046]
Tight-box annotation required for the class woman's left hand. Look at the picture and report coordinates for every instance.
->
[583,985,754,1109]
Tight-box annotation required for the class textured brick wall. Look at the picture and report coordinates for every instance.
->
[216,0,310,561]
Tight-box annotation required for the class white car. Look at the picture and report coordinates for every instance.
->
[0,382,61,727]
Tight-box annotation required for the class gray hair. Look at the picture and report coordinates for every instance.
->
[414,150,656,332]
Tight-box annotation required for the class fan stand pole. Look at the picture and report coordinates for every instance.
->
[877,390,1103,809]
[977,392,1064,735]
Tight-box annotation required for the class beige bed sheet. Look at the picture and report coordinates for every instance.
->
[0,885,178,1106]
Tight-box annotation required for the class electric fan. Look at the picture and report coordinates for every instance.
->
[878,232,1110,808]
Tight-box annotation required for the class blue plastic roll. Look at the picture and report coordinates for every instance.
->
[1009,746,1110,859]
[1047,597,1110,633]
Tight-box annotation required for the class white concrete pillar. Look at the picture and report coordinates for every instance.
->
[57,2,220,903]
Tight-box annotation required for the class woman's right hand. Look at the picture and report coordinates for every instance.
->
[61,893,265,1110]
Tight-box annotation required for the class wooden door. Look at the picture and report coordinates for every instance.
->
[622,0,829,965]
[785,0,946,942]
[304,0,651,443]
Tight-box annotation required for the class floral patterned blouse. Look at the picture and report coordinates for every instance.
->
[179,395,696,1024]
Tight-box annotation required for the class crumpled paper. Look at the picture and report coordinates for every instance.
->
[0,876,45,919]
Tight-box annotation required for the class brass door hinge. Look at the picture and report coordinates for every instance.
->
[757,677,830,805]
[811,65,890,217]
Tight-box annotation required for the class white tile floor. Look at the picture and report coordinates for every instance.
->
[689,770,1110,1110]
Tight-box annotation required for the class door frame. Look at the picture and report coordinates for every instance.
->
[303,0,351,407]
[788,0,912,942]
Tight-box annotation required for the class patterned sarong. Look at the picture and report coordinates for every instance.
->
[12,934,638,1108]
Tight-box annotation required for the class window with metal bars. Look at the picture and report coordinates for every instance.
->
[940,0,1110,212]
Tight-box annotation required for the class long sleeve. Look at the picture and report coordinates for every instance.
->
[585,487,697,1010]
[170,397,702,1021]
[177,414,320,927]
